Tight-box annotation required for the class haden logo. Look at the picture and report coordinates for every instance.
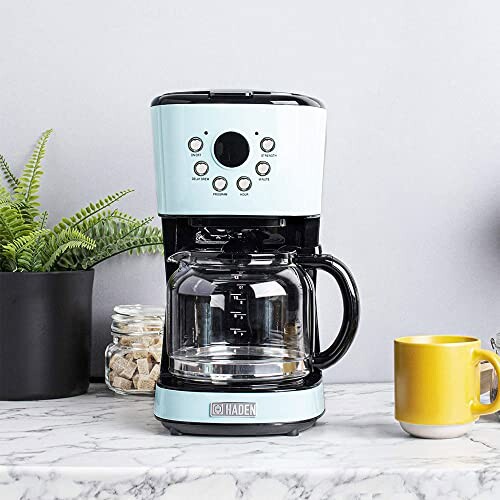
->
[210,401,257,417]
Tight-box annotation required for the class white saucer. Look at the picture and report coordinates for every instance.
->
[399,421,475,439]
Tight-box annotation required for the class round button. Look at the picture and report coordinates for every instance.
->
[255,161,271,176]
[212,176,228,192]
[194,161,209,176]
[260,137,275,152]
[188,137,203,152]
[237,176,252,192]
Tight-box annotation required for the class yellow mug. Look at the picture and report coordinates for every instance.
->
[394,335,500,438]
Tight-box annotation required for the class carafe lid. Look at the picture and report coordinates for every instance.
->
[171,228,299,265]
[169,250,295,267]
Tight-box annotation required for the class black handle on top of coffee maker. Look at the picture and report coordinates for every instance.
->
[296,254,360,369]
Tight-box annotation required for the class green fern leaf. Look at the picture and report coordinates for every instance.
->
[41,228,96,272]
[0,186,10,202]
[52,189,134,234]
[0,204,33,244]
[36,211,48,230]
[54,219,162,270]
[0,154,18,191]
[14,129,53,221]
[1,229,49,271]
[80,223,163,268]
[79,209,142,235]
[27,213,50,271]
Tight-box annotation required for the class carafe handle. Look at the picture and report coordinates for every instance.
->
[296,254,360,369]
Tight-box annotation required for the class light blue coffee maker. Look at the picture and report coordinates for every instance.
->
[151,90,359,436]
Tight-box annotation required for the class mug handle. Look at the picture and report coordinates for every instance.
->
[295,254,360,369]
[471,349,500,416]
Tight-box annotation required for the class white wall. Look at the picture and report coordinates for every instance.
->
[1,0,500,382]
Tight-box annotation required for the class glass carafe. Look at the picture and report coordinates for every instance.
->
[166,251,359,383]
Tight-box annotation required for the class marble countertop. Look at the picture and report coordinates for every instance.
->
[0,383,499,500]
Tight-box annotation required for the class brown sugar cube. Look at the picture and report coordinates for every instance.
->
[150,348,162,363]
[137,357,152,375]
[108,370,116,384]
[125,353,134,360]
[112,376,132,391]
[137,375,156,391]
[149,363,160,382]
[139,335,155,347]
[119,336,133,346]
[133,373,140,389]
[132,349,149,359]
[109,354,127,373]
[120,359,137,379]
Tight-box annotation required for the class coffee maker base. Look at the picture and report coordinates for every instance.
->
[157,415,322,437]
[154,373,325,436]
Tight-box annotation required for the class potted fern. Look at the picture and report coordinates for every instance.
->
[0,130,163,400]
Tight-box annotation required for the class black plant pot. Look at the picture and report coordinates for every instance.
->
[0,270,94,400]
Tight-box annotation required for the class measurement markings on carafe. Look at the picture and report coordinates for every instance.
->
[227,287,252,342]
[230,292,246,305]
[230,327,247,337]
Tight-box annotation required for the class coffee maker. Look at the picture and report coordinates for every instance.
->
[151,90,359,436]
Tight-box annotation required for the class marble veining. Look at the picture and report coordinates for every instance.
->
[0,383,499,499]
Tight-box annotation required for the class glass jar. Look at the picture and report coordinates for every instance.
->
[105,305,165,395]
[166,250,358,384]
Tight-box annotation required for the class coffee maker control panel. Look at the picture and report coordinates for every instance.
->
[152,103,326,216]
[189,133,274,192]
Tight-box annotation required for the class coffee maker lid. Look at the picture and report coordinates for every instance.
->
[151,90,324,108]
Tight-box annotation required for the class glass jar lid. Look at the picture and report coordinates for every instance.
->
[114,304,165,317]
[111,304,164,335]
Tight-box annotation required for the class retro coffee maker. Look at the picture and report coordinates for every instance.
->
[151,90,359,436]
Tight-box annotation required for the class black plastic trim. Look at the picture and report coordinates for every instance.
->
[156,414,322,436]
[151,90,324,108]
[297,254,360,369]
[158,215,319,221]
[160,215,322,282]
